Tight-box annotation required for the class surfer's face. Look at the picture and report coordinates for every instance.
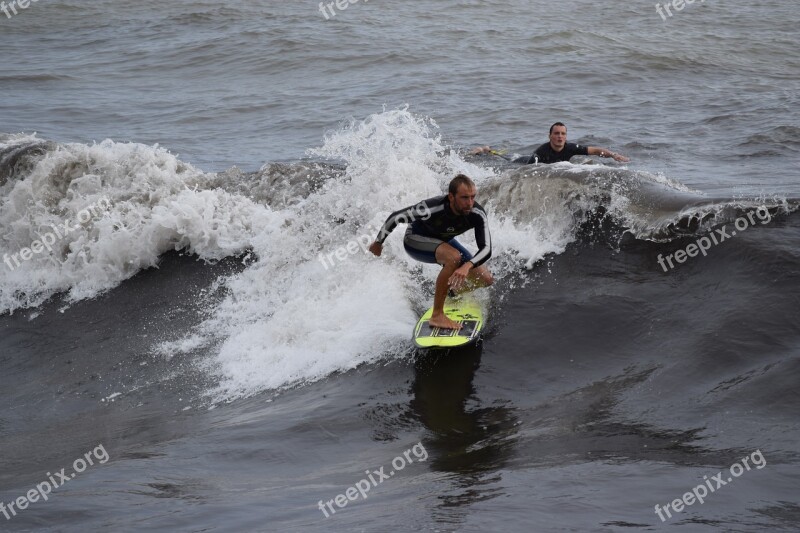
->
[449,185,477,215]
[550,125,567,151]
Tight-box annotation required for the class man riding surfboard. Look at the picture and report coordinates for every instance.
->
[368,174,494,330]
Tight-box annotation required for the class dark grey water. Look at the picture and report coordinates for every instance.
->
[1,0,799,531]
[2,1,798,186]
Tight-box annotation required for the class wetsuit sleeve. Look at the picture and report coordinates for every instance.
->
[468,209,492,268]
[571,143,589,156]
[527,144,547,164]
[375,200,432,244]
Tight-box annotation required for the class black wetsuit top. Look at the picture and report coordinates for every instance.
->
[527,142,589,164]
[375,195,492,268]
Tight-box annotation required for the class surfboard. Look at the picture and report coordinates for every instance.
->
[413,297,484,349]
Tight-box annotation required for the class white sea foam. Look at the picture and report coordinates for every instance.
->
[185,109,582,402]
[0,111,616,402]
[0,137,271,312]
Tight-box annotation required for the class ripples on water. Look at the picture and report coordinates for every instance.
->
[0,1,798,531]
[1,1,797,183]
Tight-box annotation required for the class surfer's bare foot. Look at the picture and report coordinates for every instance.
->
[430,313,461,330]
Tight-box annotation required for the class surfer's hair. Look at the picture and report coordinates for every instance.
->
[549,122,566,134]
[449,174,475,195]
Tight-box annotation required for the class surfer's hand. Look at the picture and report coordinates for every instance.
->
[469,145,492,155]
[368,241,382,257]
[612,152,630,162]
[448,263,472,291]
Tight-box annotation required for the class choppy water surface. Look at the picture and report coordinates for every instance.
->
[1,1,799,531]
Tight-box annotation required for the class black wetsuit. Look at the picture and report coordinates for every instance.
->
[527,142,589,164]
[375,195,492,268]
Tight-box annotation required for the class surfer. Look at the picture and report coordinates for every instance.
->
[471,122,630,164]
[368,174,493,330]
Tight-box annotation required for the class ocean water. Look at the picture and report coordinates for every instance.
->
[1,0,799,531]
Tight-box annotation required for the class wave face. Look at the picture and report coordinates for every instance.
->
[2,110,797,406]
[0,133,269,312]
[1,1,799,529]
[1,0,799,529]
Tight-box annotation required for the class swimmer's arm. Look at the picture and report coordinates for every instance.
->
[587,146,630,162]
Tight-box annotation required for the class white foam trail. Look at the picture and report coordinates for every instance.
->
[0,137,270,312]
[0,111,578,402]
[186,109,575,402]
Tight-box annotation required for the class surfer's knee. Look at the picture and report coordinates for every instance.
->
[435,243,462,267]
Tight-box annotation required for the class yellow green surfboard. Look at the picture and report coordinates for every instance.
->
[413,297,484,349]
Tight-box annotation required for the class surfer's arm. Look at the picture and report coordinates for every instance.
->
[587,146,630,162]
[375,196,446,245]
[371,198,439,256]
[468,210,492,268]
[374,205,413,244]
